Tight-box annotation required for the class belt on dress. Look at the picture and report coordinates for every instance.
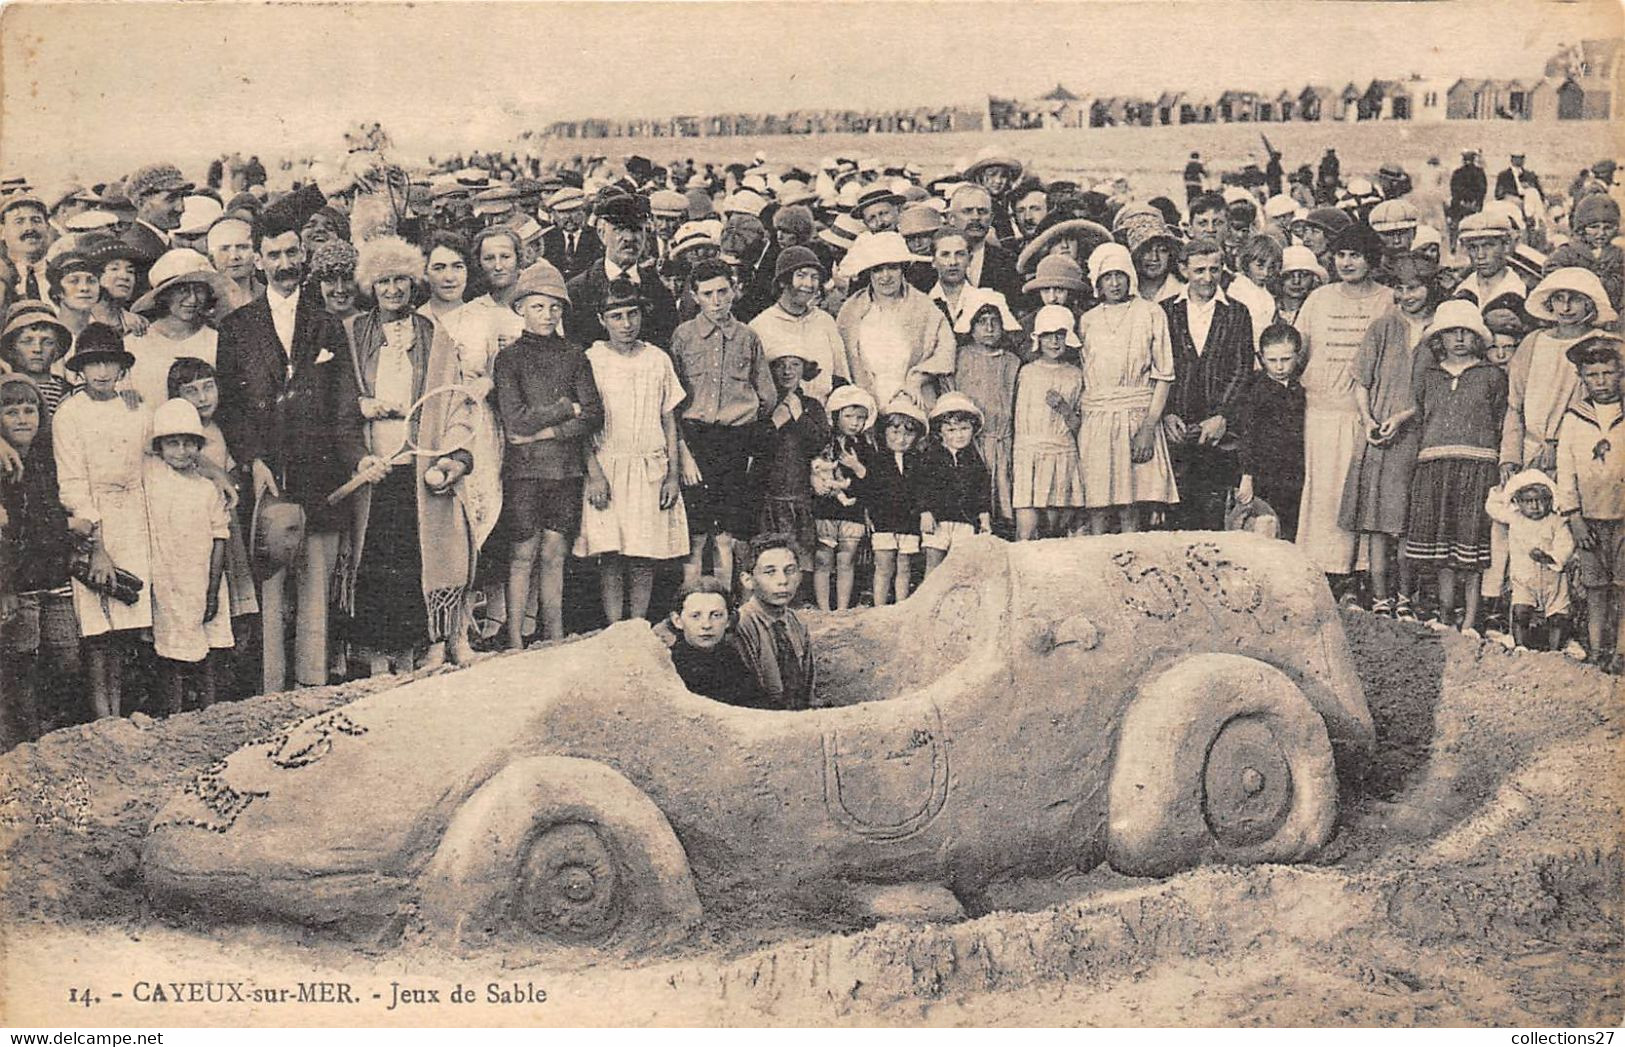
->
[1081,386,1153,410]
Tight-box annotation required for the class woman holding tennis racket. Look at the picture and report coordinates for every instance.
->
[334,236,479,674]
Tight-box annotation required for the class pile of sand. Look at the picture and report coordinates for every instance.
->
[0,612,1619,1026]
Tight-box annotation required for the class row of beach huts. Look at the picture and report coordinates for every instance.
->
[542,38,1619,140]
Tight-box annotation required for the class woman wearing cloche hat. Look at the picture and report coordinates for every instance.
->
[834,231,956,410]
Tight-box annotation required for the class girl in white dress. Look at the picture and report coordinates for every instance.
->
[575,280,689,622]
[1076,243,1178,534]
[52,324,153,720]
[1012,305,1085,540]
[143,398,230,713]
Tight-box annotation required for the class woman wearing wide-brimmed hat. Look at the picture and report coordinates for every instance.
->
[122,248,235,410]
[1014,215,1113,278]
[834,232,956,410]
[334,236,480,674]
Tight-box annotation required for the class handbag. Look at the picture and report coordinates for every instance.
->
[68,547,144,606]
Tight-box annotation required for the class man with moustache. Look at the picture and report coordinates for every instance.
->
[946,185,1022,303]
[122,162,193,265]
[206,214,263,310]
[564,193,678,347]
[1,195,51,303]
[1010,181,1050,249]
[540,187,602,281]
[215,203,368,693]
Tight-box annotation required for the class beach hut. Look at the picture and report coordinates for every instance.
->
[1274,90,1297,122]
[1447,79,1490,119]
[1298,85,1335,122]
[1217,89,1259,122]
[1156,92,1183,125]
[1407,76,1451,123]
[1362,80,1413,120]
[1527,76,1587,121]
[1337,83,1363,121]
[1577,37,1620,119]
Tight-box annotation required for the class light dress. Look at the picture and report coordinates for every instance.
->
[1076,298,1179,508]
[144,458,232,662]
[1011,358,1085,509]
[51,393,154,636]
[574,341,690,559]
[122,326,218,412]
[1292,281,1389,573]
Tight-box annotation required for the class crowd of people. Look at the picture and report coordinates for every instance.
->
[1,137,1622,748]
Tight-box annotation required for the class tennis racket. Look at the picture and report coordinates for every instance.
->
[326,383,480,505]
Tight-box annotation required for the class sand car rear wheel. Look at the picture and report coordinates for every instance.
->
[1105,653,1337,878]
[419,756,701,951]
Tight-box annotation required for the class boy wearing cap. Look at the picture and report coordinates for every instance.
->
[916,391,993,573]
[0,302,73,416]
[1455,212,1529,307]
[494,261,604,647]
[746,341,829,577]
[1556,336,1625,671]
[669,258,775,588]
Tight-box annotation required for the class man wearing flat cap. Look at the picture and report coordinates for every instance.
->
[540,187,602,281]
[565,193,678,348]
[122,162,194,263]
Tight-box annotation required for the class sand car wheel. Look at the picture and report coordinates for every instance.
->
[418,756,702,951]
[1105,653,1337,878]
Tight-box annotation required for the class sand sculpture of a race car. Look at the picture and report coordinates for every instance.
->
[143,533,1372,951]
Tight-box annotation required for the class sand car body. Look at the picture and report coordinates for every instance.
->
[143,533,1371,947]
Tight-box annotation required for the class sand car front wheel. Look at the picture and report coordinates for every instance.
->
[419,756,701,951]
[1105,653,1337,878]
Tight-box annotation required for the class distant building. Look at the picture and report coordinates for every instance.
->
[1361,79,1412,120]
[1298,85,1336,122]
[1407,76,1451,123]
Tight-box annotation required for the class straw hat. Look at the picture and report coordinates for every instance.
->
[825,385,878,428]
[929,390,985,426]
[251,492,306,581]
[1525,266,1618,326]
[1280,245,1328,282]
[1016,217,1114,275]
[838,231,925,280]
[963,149,1024,184]
[879,392,927,429]
[1421,299,1492,346]
[0,300,72,357]
[175,195,224,238]
[150,397,205,445]
[762,339,821,380]
[817,212,865,251]
[131,249,235,318]
[950,287,1020,335]
[1022,255,1086,295]
[1030,304,1082,347]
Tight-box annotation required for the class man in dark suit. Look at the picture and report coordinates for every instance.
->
[1161,237,1254,531]
[564,194,679,348]
[1494,153,1543,203]
[540,187,603,281]
[120,162,192,274]
[216,207,367,692]
[946,185,1023,304]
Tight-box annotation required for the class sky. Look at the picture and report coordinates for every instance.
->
[1,0,1620,178]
